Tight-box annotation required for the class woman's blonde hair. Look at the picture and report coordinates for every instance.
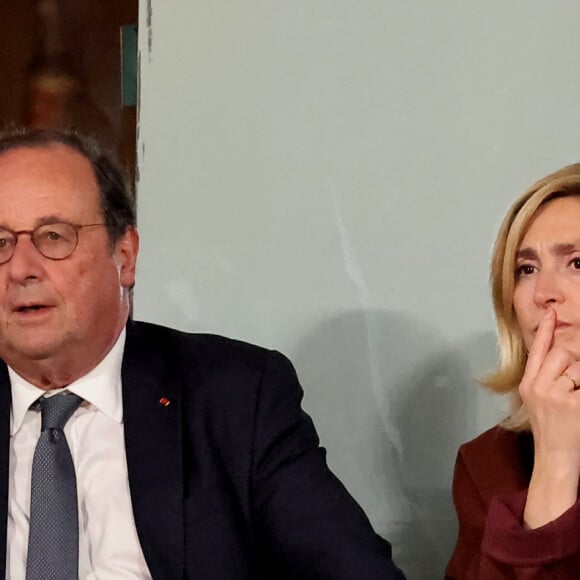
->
[484,163,580,430]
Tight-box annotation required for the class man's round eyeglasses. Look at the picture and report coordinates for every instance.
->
[0,222,106,264]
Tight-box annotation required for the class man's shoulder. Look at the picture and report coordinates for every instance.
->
[126,319,284,373]
[125,320,301,406]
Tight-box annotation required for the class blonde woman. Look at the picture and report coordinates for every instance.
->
[447,163,580,578]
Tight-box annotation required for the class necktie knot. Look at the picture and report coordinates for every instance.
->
[38,393,83,431]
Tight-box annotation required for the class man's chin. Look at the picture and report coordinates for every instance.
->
[0,340,59,364]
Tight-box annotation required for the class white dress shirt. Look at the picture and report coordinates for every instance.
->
[7,330,152,579]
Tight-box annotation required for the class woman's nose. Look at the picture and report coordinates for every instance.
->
[533,270,565,306]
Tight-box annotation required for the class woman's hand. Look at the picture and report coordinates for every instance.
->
[519,308,580,528]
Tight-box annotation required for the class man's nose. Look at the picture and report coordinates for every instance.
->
[5,235,46,284]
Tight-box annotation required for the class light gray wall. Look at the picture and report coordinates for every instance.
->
[135,2,580,578]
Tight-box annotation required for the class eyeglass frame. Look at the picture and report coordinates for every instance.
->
[0,222,107,264]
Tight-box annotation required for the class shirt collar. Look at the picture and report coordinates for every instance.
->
[9,329,126,435]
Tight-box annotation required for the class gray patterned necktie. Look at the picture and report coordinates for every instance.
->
[26,393,83,580]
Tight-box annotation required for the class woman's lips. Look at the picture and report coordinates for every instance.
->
[532,320,572,333]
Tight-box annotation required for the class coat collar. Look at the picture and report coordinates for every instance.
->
[460,425,531,507]
[121,320,185,580]
[0,363,10,579]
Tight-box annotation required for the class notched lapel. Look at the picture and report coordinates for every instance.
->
[122,322,185,580]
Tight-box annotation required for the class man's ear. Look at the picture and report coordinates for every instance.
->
[114,226,139,288]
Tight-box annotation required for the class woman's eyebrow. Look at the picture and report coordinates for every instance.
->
[516,241,580,261]
[515,247,537,261]
[551,241,580,255]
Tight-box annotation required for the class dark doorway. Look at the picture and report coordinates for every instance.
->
[0,0,138,183]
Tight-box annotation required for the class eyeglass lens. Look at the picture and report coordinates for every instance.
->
[0,223,79,263]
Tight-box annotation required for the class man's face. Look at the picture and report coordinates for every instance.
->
[0,144,138,378]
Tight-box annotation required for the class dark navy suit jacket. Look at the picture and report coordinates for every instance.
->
[0,320,404,579]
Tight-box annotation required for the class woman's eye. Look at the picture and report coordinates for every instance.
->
[515,264,535,278]
[571,258,580,270]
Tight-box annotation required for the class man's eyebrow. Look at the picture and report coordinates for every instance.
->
[35,215,67,226]
[0,215,66,230]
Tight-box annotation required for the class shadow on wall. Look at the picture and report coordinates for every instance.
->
[293,309,499,580]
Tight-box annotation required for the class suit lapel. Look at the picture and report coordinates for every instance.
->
[122,322,185,580]
[0,364,10,580]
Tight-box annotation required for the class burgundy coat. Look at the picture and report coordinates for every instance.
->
[446,425,580,579]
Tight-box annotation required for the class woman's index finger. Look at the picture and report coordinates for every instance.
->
[523,308,556,381]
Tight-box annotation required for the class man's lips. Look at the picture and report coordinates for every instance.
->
[11,303,54,314]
